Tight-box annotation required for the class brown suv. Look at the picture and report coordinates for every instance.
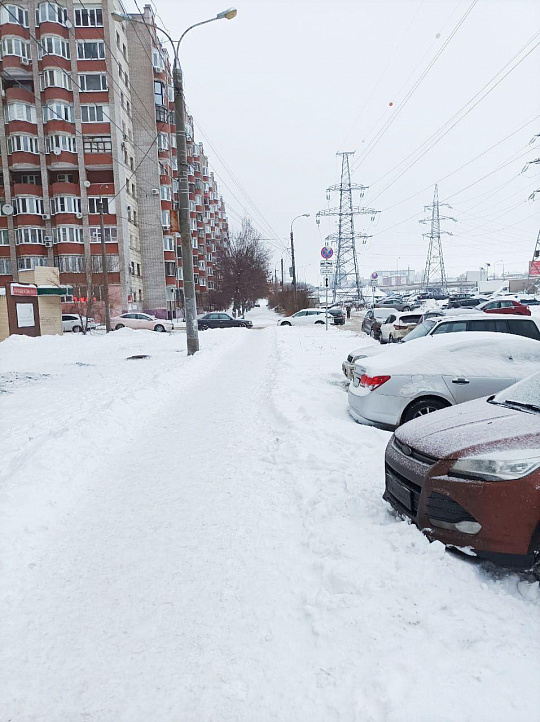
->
[384,372,540,574]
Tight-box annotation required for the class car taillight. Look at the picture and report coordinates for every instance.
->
[359,374,391,391]
[393,324,408,330]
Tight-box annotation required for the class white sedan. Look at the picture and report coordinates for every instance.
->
[111,312,173,332]
[278,309,330,326]
[348,332,540,429]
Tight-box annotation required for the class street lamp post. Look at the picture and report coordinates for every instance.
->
[290,213,310,310]
[112,8,237,355]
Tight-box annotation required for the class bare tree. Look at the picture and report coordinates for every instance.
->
[214,219,271,315]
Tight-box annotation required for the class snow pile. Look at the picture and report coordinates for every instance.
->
[1,323,539,721]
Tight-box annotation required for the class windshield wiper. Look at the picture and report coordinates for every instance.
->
[500,400,540,414]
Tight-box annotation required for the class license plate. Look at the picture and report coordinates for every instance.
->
[386,472,412,511]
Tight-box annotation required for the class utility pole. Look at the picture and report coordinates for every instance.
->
[174,65,199,355]
[290,214,309,310]
[280,257,284,288]
[316,152,377,304]
[97,199,111,332]
[419,185,456,294]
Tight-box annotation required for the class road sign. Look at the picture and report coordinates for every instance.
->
[321,246,333,260]
[320,260,333,268]
[371,272,378,280]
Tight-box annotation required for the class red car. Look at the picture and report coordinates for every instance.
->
[384,371,540,574]
[478,299,531,316]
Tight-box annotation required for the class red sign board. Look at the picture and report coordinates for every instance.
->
[11,284,37,296]
[529,261,540,276]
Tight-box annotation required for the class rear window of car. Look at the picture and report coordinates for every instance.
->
[508,319,540,340]
[467,319,508,333]
[400,315,421,324]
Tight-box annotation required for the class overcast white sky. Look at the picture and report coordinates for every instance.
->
[132,0,539,284]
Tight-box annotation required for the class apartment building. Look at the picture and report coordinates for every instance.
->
[0,0,229,318]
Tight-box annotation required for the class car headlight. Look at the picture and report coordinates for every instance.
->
[451,452,540,481]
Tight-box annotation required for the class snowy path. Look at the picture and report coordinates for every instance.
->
[1,318,539,721]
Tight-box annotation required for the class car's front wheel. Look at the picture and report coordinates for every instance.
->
[315,320,324,325]
[280,321,292,326]
[154,324,165,332]
[402,397,449,424]
[402,306,411,311]
[115,324,125,330]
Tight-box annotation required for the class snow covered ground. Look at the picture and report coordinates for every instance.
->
[1,307,539,722]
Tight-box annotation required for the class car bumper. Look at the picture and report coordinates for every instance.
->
[348,385,402,428]
[342,360,354,380]
[383,437,539,568]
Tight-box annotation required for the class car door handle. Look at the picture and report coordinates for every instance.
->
[452,377,470,384]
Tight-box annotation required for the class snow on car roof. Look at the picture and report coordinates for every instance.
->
[361,332,540,376]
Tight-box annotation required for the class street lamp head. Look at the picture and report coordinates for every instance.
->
[111,10,131,22]
[216,7,238,20]
[302,214,310,218]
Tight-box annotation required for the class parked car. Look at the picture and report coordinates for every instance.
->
[478,299,531,316]
[446,297,489,309]
[278,308,330,326]
[384,371,540,575]
[325,307,345,325]
[111,312,173,332]
[375,298,416,312]
[361,307,398,340]
[402,312,540,343]
[379,312,422,344]
[348,332,540,429]
[448,293,473,302]
[61,314,96,333]
[198,312,253,330]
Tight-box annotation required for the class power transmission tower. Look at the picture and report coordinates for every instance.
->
[316,152,379,303]
[526,229,540,292]
[419,185,456,293]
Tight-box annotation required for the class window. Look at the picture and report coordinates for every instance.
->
[189,201,196,212]
[152,48,163,70]
[77,40,105,60]
[165,261,176,277]
[171,157,178,171]
[507,319,540,340]
[1,5,29,26]
[52,226,83,244]
[158,133,169,151]
[167,85,174,102]
[43,102,74,123]
[161,210,170,228]
[14,196,45,215]
[198,259,205,270]
[1,36,31,60]
[40,35,70,60]
[18,256,48,270]
[163,236,174,251]
[176,267,183,281]
[209,281,215,290]
[55,255,85,273]
[8,135,39,154]
[136,263,140,276]
[173,179,179,194]
[91,254,120,272]
[154,81,164,106]
[56,173,73,183]
[431,321,467,335]
[191,236,198,248]
[74,7,103,27]
[80,105,108,123]
[194,274,199,285]
[0,229,10,245]
[15,227,45,244]
[82,136,112,153]
[199,276,206,287]
[41,68,71,90]
[37,3,67,25]
[18,174,40,184]
[160,185,171,201]
[50,196,81,214]
[208,267,214,276]
[5,102,36,123]
[0,257,12,274]
[46,134,76,153]
[78,73,108,91]
[193,162,200,172]
[90,226,117,243]
[88,197,112,214]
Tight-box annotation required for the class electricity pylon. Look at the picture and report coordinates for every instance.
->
[316,152,379,302]
[419,185,455,293]
[526,229,540,292]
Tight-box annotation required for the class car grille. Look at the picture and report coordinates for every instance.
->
[393,437,438,465]
[385,463,421,516]
[426,492,476,524]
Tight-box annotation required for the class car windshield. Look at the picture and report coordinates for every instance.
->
[401,318,436,342]
[491,371,540,412]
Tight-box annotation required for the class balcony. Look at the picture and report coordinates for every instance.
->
[155,106,168,124]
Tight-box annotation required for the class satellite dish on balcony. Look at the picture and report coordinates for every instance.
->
[2,203,14,215]
[53,148,62,156]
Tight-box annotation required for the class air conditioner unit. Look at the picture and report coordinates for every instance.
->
[151,188,159,195]
[21,57,30,66]
[44,240,53,247]
[41,213,51,220]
